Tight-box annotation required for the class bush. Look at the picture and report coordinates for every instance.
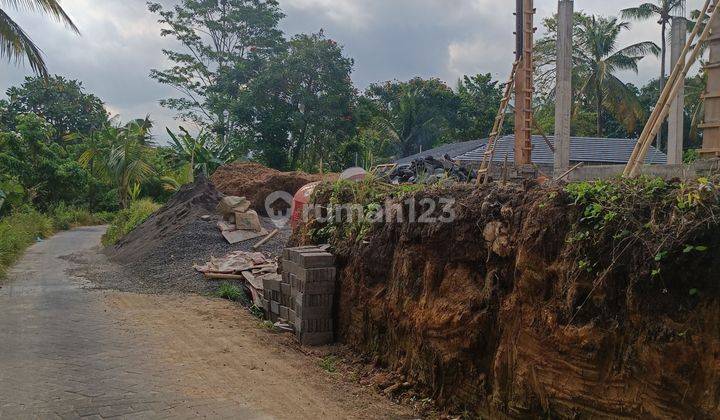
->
[0,211,54,278]
[102,199,161,246]
[49,203,108,230]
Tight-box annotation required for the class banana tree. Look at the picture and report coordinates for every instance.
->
[166,126,233,180]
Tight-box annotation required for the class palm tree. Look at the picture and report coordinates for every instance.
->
[575,16,660,136]
[621,1,685,97]
[106,120,155,209]
[1,0,79,77]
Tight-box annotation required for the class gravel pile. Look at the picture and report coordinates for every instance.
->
[100,175,291,295]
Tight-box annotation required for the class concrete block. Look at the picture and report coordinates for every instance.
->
[297,252,335,269]
[295,291,333,308]
[296,317,333,334]
[270,301,280,315]
[295,267,336,283]
[281,259,297,274]
[295,303,332,319]
[295,279,335,294]
[281,283,291,296]
[286,246,328,263]
[263,277,281,292]
[297,331,334,346]
[289,309,296,323]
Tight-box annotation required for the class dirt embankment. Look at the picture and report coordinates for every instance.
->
[302,180,720,418]
[211,162,334,214]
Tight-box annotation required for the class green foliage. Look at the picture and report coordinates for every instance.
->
[148,0,285,145]
[0,1,78,78]
[564,176,719,283]
[0,211,54,278]
[318,355,339,373]
[536,13,659,136]
[309,177,426,244]
[48,203,108,230]
[101,199,161,246]
[166,127,233,178]
[362,77,459,158]
[4,76,108,141]
[251,31,356,171]
[216,283,245,302]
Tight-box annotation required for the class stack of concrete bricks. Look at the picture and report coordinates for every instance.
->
[281,246,336,346]
[261,274,282,322]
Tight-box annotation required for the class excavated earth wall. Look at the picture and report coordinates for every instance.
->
[308,181,720,418]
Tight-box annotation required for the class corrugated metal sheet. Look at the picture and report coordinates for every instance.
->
[453,135,667,165]
[395,140,485,165]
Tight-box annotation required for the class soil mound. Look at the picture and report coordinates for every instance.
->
[108,175,222,264]
[301,179,720,418]
[211,162,332,214]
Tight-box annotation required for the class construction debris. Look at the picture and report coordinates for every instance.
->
[217,195,269,244]
[194,250,280,308]
[387,155,474,184]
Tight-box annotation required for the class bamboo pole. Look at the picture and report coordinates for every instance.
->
[625,0,715,176]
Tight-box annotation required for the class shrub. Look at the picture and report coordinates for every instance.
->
[49,203,108,230]
[101,199,161,246]
[0,211,54,278]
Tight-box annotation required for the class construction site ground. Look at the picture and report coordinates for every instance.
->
[0,226,414,419]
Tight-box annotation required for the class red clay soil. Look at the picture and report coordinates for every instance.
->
[302,181,720,418]
[210,162,335,215]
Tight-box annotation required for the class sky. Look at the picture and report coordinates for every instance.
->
[0,0,705,140]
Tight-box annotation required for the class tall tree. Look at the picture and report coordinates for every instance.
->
[250,32,355,170]
[0,0,79,77]
[148,0,285,146]
[621,1,685,96]
[574,16,659,136]
[106,119,155,209]
[364,78,459,158]
[455,73,504,140]
[4,76,108,143]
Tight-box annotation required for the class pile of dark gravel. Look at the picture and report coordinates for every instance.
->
[102,176,291,295]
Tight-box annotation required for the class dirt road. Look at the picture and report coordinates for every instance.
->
[0,226,413,419]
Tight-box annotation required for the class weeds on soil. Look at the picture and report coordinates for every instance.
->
[216,283,243,302]
[318,355,339,373]
[562,175,720,318]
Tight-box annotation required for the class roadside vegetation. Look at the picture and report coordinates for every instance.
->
[0,205,111,279]
[101,199,161,246]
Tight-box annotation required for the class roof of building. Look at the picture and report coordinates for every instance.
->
[396,135,668,166]
[395,139,486,165]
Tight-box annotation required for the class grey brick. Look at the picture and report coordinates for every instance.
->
[297,252,335,269]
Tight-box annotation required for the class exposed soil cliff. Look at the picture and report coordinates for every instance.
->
[302,178,720,418]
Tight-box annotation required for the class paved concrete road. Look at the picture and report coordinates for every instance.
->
[0,226,264,419]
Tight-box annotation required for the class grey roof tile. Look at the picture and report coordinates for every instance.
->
[397,135,667,165]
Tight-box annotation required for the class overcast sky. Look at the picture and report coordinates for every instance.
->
[0,0,705,140]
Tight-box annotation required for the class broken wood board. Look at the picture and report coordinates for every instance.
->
[222,228,268,244]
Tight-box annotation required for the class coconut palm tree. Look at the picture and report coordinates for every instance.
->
[622,1,685,95]
[106,120,155,209]
[575,16,660,136]
[1,0,79,77]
